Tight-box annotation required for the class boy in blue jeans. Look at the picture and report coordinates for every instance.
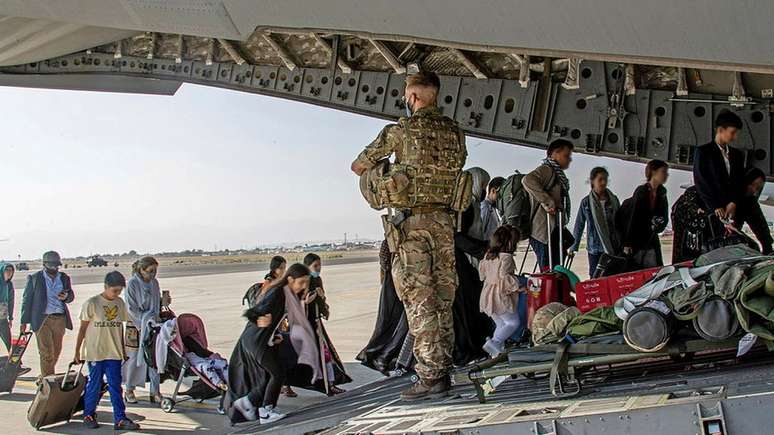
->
[74,271,140,430]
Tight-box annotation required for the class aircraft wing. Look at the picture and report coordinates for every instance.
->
[1,0,773,177]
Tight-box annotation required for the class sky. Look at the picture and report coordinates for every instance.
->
[0,82,700,260]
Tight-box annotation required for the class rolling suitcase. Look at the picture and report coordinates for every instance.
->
[0,331,33,393]
[27,362,86,430]
[526,211,575,328]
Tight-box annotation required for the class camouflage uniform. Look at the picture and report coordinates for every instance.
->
[354,106,467,381]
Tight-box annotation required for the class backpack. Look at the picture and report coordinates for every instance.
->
[495,173,532,241]
[241,282,265,308]
[496,171,556,241]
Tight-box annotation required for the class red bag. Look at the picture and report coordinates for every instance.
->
[526,210,576,327]
[526,272,574,327]
[575,278,612,313]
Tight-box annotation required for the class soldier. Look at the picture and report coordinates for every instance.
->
[351,71,467,400]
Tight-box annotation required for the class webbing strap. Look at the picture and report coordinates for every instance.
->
[549,341,570,396]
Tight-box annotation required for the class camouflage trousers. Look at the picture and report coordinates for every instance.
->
[392,210,457,381]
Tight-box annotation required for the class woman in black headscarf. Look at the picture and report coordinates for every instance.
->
[356,240,410,374]
[227,264,310,424]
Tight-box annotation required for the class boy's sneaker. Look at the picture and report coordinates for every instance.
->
[259,405,286,424]
[233,396,258,421]
[114,419,140,431]
[83,415,100,429]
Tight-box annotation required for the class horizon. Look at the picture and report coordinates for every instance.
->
[2,81,762,260]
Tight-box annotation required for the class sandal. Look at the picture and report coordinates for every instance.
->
[150,393,164,404]
[281,386,297,398]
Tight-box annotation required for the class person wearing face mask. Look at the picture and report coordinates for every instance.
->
[301,253,349,395]
[351,71,467,400]
[122,256,164,404]
[20,251,75,380]
[228,263,311,424]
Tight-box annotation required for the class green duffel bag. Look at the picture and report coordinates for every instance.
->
[736,263,774,348]
[566,306,622,340]
[531,302,581,346]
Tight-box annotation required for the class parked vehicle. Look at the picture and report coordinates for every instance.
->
[86,256,108,267]
[15,262,29,271]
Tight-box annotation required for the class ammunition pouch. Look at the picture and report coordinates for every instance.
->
[382,213,404,253]
[359,159,411,210]
[449,170,473,213]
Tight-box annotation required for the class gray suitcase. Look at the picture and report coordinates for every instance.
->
[27,362,85,430]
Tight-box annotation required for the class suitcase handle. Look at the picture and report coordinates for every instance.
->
[61,362,84,391]
[12,331,32,349]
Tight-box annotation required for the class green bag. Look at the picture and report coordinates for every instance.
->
[566,306,622,339]
[735,261,774,348]
[532,303,581,345]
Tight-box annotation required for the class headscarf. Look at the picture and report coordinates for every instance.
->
[589,189,621,254]
[0,262,14,320]
[543,158,571,214]
[283,285,323,382]
[467,167,491,203]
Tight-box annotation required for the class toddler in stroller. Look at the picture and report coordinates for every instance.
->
[144,313,229,413]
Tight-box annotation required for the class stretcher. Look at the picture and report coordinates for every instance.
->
[453,334,749,403]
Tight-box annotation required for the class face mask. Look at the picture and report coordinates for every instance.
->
[310,271,320,278]
[404,95,414,117]
[44,264,59,274]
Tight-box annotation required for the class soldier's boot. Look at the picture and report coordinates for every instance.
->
[400,376,450,401]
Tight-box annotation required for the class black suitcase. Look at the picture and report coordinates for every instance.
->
[0,331,33,393]
[27,362,86,430]
[592,253,629,278]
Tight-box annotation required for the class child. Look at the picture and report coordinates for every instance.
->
[74,271,140,430]
[478,225,525,357]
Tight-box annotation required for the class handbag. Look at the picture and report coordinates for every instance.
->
[701,215,758,253]
[124,322,139,350]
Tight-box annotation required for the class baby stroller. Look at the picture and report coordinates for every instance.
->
[143,313,228,414]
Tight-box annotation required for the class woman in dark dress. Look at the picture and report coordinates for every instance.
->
[356,241,410,374]
[227,264,310,424]
[618,160,670,268]
[301,253,350,395]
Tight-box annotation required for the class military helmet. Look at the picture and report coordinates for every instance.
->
[42,251,62,266]
[359,159,389,210]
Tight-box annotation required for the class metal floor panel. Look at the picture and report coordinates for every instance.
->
[233,351,774,434]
